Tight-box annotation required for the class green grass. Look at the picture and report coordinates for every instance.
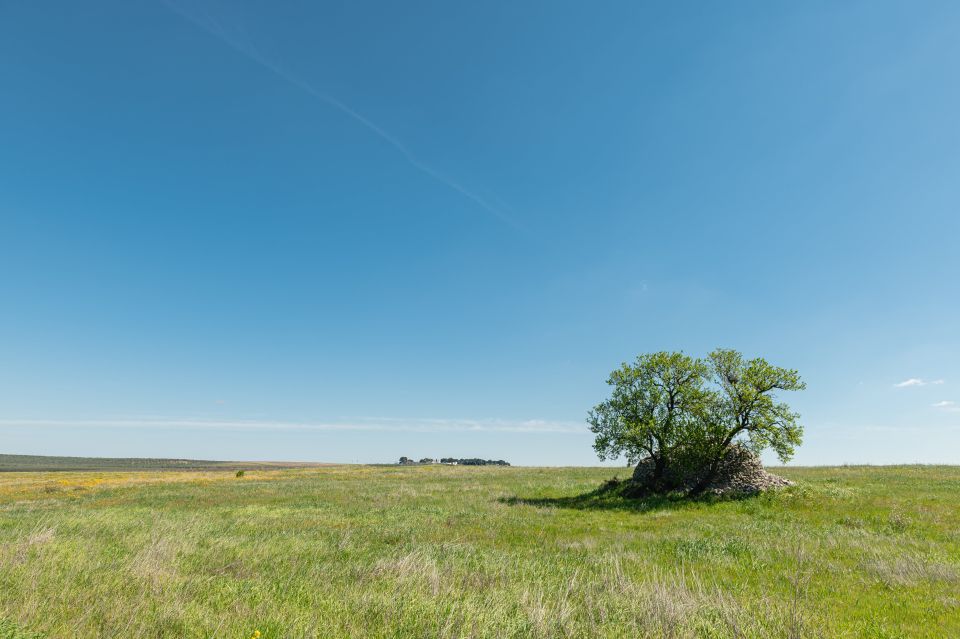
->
[0,453,327,472]
[0,464,957,637]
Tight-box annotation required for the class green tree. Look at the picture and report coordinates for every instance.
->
[588,351,710,492]
[689,348,805,494]
[588,348,805,495]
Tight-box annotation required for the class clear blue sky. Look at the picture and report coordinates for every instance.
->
[1,1,958,465]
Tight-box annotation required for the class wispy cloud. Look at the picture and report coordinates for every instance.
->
[161,0,523,231]
[931,400,960,413]
[0,416,586,434]
[894,378,944,388]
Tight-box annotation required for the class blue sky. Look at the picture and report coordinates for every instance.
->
[1,0,958,465]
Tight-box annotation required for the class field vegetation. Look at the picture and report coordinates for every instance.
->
[0,464,957,638]
[0,454,327,473]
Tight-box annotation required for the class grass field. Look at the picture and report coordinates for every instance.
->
[0,463,957,638]
[0,454,330,473]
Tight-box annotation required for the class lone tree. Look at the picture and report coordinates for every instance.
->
[588,348,805,496]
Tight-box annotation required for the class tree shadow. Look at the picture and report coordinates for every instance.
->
[498,478,762,513]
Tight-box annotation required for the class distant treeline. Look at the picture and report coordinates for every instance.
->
[399,457,510,466]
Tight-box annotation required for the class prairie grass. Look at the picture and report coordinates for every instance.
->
[0,464,957,637]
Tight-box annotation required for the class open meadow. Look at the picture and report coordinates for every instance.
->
[0,464,958,638]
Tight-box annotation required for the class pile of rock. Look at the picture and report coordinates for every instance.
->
[631,444,792,496]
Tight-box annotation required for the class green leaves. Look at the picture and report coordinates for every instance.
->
[589,348,806,493]
[707,349,806,463]
[588,351,709,469]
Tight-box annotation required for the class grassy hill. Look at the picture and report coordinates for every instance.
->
[0,464,957,637]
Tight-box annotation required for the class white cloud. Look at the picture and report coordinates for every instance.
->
[895,378,925,387]
[932,401,960,412]
[0,416,587,434]
[895,378,945,388]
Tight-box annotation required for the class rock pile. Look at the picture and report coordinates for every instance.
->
[631,444,792,496]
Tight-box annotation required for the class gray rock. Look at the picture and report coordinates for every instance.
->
[630,445,792,496]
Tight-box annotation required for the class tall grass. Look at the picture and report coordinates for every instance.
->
[0,465,957,637]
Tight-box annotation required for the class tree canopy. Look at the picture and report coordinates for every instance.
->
[588,348,805,495]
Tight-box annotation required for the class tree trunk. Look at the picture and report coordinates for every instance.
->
[687,447,725,496]
[652,455,666,491]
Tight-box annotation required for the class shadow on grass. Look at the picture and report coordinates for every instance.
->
[499,478,762,513]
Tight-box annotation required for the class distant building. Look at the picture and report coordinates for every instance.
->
[401,456,508,466]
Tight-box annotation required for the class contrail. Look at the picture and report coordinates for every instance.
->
[162,0,524,231]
